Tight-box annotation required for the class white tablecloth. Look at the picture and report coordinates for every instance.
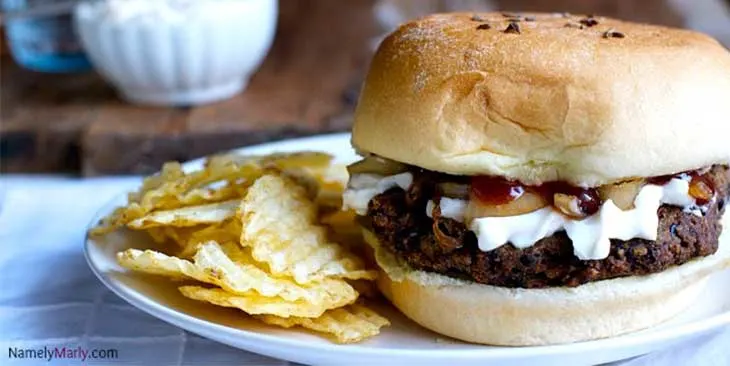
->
[0,176,728,366]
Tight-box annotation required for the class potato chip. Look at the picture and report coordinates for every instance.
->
[279,168,321,200]
[255,304,390,343]
[136,159,262,214]
[90,204,146,236]
[146,226,200,247]
[146,227,169,244]
[208,152,336,198]
[117,247,200,280]
[194,241,357,306]
[207,151,332,171]
[127,199,239,229]
[317,187,344,207]
[310,162,347,212]
[128,161,186,203]
[239,174,377,283]
[315,182,345,215]
[322,163,349,186]
[176,183,246,208]
[94,160,258,234]
[91,162,192,235]
[319,210,370,258]
[92,152,336,236]
[96,150,389,344]
[320,210,360,236]
[268,152,333,172]
[347,280,380,299]
[117,242,357,307]
[179,285,347,318]
[177,220,241,258]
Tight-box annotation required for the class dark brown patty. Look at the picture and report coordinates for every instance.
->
[365,166,729,288]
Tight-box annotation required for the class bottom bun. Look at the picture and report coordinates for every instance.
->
[363,226,730,346]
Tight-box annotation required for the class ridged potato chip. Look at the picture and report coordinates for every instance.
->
[137,161,261,215]
[91,163,255,235]
[97,150,388,343]
[128,161,186,203]
[128,199,239,229]
[93,152,334,235]
[314,163,348,211]
[117,241,357,306]
[239,175,377,284]
[93,162,197,235]
[204,151,331,170]
[146,226,201,248]
[208,152,332,197]
[178,285,354,318]
[316,185,345,214]
[90,204,146,236]
[208,152,332,181]
[194,241,357,306]
[256,304,390,343]
[177,220,241,258]
[320,210,360,237]
[117,247,200,280]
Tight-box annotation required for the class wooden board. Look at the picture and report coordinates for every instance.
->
[1,0,378,175]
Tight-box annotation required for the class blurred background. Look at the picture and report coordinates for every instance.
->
[1,0,729,176]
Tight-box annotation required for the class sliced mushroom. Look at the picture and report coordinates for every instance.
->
[465,189,548,220]
[598,179,644,210]
[553,193,586,218]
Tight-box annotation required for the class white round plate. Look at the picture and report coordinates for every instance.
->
[86,133,730,366]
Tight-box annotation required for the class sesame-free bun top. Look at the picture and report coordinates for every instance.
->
[351,12,730,186]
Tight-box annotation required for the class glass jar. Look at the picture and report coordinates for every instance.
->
[2,0,91,72]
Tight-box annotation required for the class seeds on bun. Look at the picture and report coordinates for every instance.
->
[352,12,730,187]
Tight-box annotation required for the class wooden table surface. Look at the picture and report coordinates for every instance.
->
[0,0,377,176]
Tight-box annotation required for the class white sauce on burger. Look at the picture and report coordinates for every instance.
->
[344,174,704,261]
[342,173,413,215]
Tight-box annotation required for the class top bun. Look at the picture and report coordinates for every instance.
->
[352,13,730,186]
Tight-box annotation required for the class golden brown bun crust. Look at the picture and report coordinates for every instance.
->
[352,13,730,186]
[363,227,730,345]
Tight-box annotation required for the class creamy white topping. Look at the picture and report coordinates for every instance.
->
[345,173,704,261]
[662,177,695,207]
[425,177,702,260]
[466,186,664,260]
[342,173,413,215]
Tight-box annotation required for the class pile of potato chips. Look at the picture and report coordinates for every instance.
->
[91,152,389,343]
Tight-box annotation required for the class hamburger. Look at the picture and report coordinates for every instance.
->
[343,12,730,346]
